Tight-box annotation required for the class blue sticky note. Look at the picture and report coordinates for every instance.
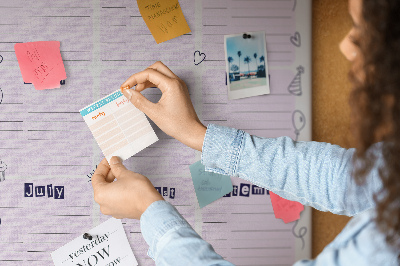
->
[189,160,233,208]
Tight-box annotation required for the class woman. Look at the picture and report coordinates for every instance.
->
[91,0,400,264]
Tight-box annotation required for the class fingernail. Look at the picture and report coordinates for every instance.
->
[110,156,122,165]
[123,89,133,100]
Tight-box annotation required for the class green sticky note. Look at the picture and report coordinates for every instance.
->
[189,160,233,208]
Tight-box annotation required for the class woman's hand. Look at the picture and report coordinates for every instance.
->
[91,157,164,220]
[120,61,206,151]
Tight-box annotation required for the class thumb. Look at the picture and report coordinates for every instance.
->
[122,89,155,115]
[109,156,129,178]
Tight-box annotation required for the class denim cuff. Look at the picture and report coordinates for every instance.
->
[140,200,190,259]
[201,124,245,176]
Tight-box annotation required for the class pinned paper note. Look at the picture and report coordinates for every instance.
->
[189,161,233,208]
[270,192,304,223]
[80,90,158,162]
[137,0,191,44]
[51,218,138,266]
[14,41,67,90]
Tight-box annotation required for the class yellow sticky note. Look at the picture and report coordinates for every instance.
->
[137,0,191,44]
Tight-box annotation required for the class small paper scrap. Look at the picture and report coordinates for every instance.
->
[51,218,138,266]
[80,90,158,162]
[270,191,304,223]
[137,0,191,44]
[14,41,66,90]
[189,160,233,208]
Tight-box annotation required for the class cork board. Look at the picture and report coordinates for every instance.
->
[312,0,353,258]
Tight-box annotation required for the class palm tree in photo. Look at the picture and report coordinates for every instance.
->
[253,53,258,75]
[244,56,251,78]
[228,56,233,73]
[237,51,242,76]
[260,55,265,71]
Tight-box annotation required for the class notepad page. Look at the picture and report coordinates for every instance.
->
[0,0,311,264]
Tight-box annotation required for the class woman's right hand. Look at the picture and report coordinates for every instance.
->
[120,61,206,151]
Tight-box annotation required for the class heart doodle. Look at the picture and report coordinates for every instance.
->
[194,50,206,65]
[290,32,301,47]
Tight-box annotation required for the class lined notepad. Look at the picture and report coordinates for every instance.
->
[80,90,158,161]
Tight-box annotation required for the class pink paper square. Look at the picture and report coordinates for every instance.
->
[270,191,304,223]
[14,41,67,90]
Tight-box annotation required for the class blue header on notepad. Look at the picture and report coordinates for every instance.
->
[80,91,123,116]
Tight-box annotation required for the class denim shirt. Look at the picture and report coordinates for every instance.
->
[140,124,399,265]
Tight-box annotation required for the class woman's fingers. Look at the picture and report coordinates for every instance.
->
[147,61,177,79]
[120,68,173,94]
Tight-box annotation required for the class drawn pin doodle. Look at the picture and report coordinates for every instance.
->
[288,66,304,96]
[0,161,7,182]
[292,110,306,141]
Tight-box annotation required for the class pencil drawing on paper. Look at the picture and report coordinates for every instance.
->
[0,54,3,64]
[292,220,307,249]
[0,88,3,105]
[290,32,301,47]
[0,161,7,182]
[292,110,306,141]
[194,50,206,65]
[288,66,304,96]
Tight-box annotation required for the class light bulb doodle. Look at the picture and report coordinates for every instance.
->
[288,66,304,96]
[292,110,306,141]
[292,220,307,250]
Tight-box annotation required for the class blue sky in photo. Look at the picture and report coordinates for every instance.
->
[226,32,266,73]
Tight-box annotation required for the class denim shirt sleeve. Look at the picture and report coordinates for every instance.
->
[140,200,235,266]
[201,124,382,216]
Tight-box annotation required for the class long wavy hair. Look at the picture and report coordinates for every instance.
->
[350,0,400,251]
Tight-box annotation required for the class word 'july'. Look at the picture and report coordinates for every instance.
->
[24,183,64,199]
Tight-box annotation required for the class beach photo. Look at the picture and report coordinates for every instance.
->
[224,31,270,100]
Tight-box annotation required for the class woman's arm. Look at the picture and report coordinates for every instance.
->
[202,124,382,216]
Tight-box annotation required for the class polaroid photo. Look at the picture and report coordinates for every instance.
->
[224,31,270,100]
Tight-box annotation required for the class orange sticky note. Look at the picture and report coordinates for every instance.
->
[137,0,191,44]
[14,41,67,90]
[270,192,304,223]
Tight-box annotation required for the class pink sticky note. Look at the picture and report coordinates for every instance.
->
[14,41,67,90]
[270,192,304,223]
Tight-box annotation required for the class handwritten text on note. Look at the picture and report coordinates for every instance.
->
[137,0,191,44]
[14,41,67,90]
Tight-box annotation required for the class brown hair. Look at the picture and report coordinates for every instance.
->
[350,0,400,251]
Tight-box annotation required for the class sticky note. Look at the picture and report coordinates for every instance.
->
[80,90,158,162]
[51,218,138,266]
[270,192,304,223]
[14,41,67,90]
[189,161,233,208]
[137,0,191,44]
